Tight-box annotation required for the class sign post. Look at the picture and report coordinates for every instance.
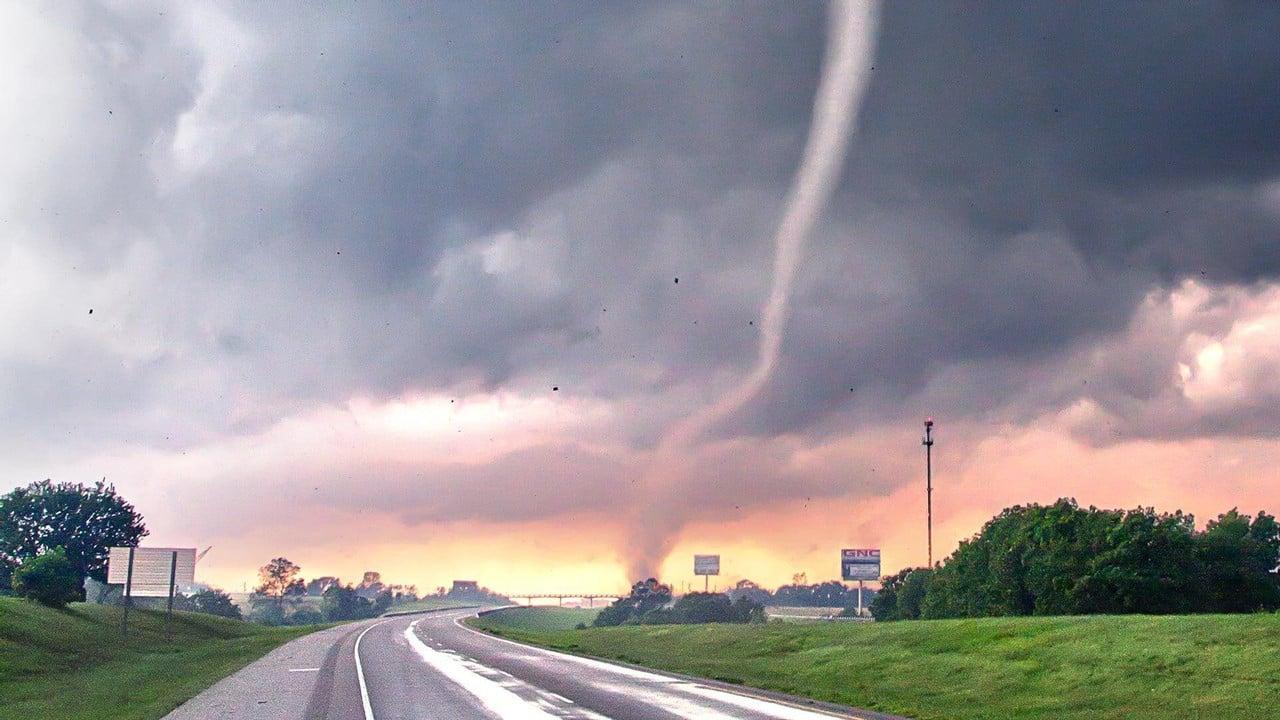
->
[121,547,135,636]
[693,554,720,592]
[841,548,881,618]
[108,547,197,638]
[165,551,178,641]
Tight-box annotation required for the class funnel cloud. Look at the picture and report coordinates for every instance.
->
[626,0,881,579]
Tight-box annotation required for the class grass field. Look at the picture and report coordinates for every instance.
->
[0,597,317,720]
[470,608,1280,720]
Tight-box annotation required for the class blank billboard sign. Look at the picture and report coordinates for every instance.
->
[693,554,721,576]
[107,547,196,597]
[841,548,881,581]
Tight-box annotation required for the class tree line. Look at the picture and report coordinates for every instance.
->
[592,578,766,626]
[872,499,1280,621]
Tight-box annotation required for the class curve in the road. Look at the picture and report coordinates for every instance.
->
[165,607,907,720]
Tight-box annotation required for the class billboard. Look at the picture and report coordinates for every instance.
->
[693,554,720,576]
[107,547,197,598]
[841,548,881,581]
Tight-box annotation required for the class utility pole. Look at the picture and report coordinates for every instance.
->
[922,418,935,567]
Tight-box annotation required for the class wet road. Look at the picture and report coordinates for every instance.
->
[166,608,901,720]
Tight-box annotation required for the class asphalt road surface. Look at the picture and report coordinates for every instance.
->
[165,608,903,720]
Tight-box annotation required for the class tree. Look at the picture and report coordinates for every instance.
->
[322,583,373,621]
[12,547,81,608]
[593,578,672,627]
[670,592,733,623]
[870,569,908,621]
[255,557,304,608]
[1196,510,1280,612]
[0,480,147,590]
[287,607,325,625]
[189,589,243,620]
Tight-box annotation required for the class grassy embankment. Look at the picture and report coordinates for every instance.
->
[0,597,318,720]
[471,607,1280,720]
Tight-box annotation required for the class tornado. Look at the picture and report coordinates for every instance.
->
[627,0,881,580]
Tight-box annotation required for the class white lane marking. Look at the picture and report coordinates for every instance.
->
[587,680,740,720]
[355,619,393,720]
[681,684,849,720]
[288,667,320,672]
[452,613,858,720]
[452,616,675,682]
[404,619,561,719]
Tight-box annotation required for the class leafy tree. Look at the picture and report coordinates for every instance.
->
[726,579,772,606]
[870,569,908,621]
[248,601,286,626]
[322,583,374,621]
[372,590,395,616]
[1196,510,1280,612]
[870,568,931,621]
[12,548,82,608]
[729,595,766,623]
[0,480,147,589]
[670,592,733,623]
[287,607,325,625]
[593,578,672,627]
[1073,508,1201,614]
[255,557,304,609]
[189,589,242,620]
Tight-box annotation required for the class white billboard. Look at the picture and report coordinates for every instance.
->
[841,548,881,581]
[693,554,720,576]
[107,547,196,598]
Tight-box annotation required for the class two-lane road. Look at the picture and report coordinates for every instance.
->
[166,608,903,720]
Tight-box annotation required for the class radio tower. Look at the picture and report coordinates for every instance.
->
[922,418,935,567]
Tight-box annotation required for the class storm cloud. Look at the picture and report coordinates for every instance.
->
[3,1,1280,588]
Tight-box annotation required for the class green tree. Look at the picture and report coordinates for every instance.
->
[1196,510,1280,612]
[322,584,373,621]
[593,578,672,627]
[189,588,243,620]
[869,569,907,621]
[255,557,304,609]
[12,547,81,608]
[1073,508,1201,614]
[669,592,733,623]
[0,480,147,589]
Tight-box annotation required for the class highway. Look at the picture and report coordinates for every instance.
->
[164,608,902,720]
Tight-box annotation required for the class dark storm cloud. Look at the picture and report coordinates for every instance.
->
[6,0,1280,466]
[733,0,1280,437]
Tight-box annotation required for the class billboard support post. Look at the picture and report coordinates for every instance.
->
[842,548,881,618]
[121,547,135,637]
[693,555,720,593]
[165,551,178,641]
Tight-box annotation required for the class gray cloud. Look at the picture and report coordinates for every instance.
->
[5,0,1280,507]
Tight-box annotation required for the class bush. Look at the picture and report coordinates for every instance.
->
[12,548,81,608]
[248,601,286,626]
[189,589,243,620]
[287,607,325,625]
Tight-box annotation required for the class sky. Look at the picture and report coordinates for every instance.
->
[3,0,1280,595]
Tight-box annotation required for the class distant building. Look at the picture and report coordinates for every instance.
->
[450,580,480,595]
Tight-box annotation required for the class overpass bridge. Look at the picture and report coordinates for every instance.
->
[504,593,624,607]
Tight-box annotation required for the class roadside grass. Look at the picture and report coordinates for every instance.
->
[469,608,1280,720]
[0,596,317,720]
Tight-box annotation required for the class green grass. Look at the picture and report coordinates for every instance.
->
[470,609,1280,720]
[0,597,317,720]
